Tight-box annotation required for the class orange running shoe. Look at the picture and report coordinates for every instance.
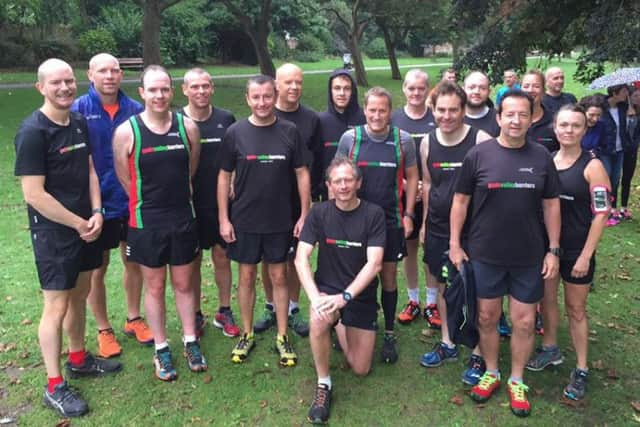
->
[424,304,442,329]
[97,328,122,358]
[123,317,154,345]
[397,300,421,324]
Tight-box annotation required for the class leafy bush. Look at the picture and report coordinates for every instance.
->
[295,33,325,55]
[78,29,117,59]
[292,50,323,63]
[0,39,29,68]
[98,2,142,57]
[160,0,211,66]
[269,34,289,60]
[364,37,387,59]
[31,39,75,63]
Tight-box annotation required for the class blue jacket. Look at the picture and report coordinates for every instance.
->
[581,121,607,155]
[601,100,630,155]
[72,85,143,220]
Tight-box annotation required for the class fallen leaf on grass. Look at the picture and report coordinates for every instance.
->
[534,388,544,397]
[19,351,29,359]
[474,403,487,409]
[55,420,71,427]
[607,322,616,328]
[421,329,435,337]
[0,343,17,353]
[203,375,212,384]
[449,395,463,406]
[20,319,32,325]
[631,401,640,413]
[617,274,632,281]
[588,336,598,342]
[589,330,598,336]
[136,363,144,370]
[260,400,268,408]
[559,395,587,409]
[592,360,605,370]
[607,369,620,380]
[5,296,12,301]
[633,413,640,424]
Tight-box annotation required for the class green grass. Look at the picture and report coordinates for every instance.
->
[1,61,640,426]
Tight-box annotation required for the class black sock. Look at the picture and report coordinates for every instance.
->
[219,306,231,313]
[196,310,203,317]
[381,289,398,332]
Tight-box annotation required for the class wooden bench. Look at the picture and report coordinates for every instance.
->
[117,57,144,70]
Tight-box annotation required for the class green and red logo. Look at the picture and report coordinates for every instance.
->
[324,141,338,147]
[356,161,396,168]
[487,182,536,189]
[431,162,462,169]
[141,144,185,154]
[325,238,363,248]
[59,142,86,154]
[246,154,286,162]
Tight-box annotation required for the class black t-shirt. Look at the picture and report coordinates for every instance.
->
[556,151,593,253]
[14,110,92,230]
[542,92,577,116]
[128,113,194,229]
[391,107,437,179]
[426,127,478,237]
[464,108,500,138]
[219,117,305,233]
[455,139,561,266]
[527,106,559,152]
[299,199,386,302]
[181,107,236,212]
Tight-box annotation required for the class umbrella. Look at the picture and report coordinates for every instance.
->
[588,67,640,90]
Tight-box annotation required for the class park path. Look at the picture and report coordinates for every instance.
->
[0,62,452,89]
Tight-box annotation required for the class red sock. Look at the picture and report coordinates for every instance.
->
[68,349,86,366]
[48,376,64,393]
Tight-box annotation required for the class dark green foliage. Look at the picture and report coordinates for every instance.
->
[96,1,143,57]
[78,29,118,59]
[364,37,387,59]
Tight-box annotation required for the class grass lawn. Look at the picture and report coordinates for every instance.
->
[1,61,640,426]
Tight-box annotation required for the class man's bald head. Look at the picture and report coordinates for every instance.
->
[276,63,302,80]
[275,63,303,108]
[37,58,73,83]
[87,53,123,98]
[545,66,565,95]
[89,53,119,71]
[183,67,212,86]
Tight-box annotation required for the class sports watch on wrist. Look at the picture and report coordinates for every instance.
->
[548,247,563,257]
[92,207,105,215]
[342,291,352,303]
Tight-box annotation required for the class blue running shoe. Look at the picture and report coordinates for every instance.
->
[420,342,458,367]
[462,354,486,385]
[498,312,511,337]
[153,347,177,381]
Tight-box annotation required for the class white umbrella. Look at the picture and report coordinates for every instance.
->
[588,67,640,90]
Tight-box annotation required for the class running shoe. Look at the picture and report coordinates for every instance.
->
[275,335,297,367]
[97,328,122,358]
[424,304,442,329]
[153,347,177,381]
[564,368,588,401]
[507,380,531,417]
[397,300,421,324]
[607,211,620,227]
[43,381,88,418]
[535,310,544,336]
[65,352,122,378]
[288,307,310,337]
[462,354,487,386]
[195,311,206,338]
[184,340,207,372]
[254,306,276,333]
[213,309,241,337]
[619,209,632,221]
[470,372,501,402]
[498,313,511,337]
[231,332,256,363]
[123,317,154,345]
[526,346,563,371]
[307,384,332,424]
[381,333,398,364]
[420,342,458,367]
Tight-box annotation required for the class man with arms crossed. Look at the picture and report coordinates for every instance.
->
[113,65,206,381]
[336,87,419,363]
[218,75,310,367]
[296,156,385,424]
[72,53,151,358]
[450,89,561,417]
[255,63,318,337]
[180,68,239,338]
[15,58,121,417]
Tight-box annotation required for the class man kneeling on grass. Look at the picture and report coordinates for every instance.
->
[295,156,385,424]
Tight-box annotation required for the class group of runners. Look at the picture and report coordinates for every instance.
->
[14,54,623,423]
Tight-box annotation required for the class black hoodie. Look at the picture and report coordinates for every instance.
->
[312,69,366,200]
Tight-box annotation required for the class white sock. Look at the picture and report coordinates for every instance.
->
[408,288,419,303]
[155,341,169,351]
[426,287,438,306]
[183,335,197,344]
[318,376,332,390]
[288,300,299,315]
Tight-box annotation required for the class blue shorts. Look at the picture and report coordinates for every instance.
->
[471,260,543,304]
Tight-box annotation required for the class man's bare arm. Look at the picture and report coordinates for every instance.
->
[183,116,201,178]
[112,122,134,195]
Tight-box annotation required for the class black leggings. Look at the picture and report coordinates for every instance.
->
[620,151,638,208]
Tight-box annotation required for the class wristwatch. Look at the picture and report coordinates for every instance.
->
[92,207,105,215]
[403,211,415,220]
[548,247,563,257]
[342,291,353,303]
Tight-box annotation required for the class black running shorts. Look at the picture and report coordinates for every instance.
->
[126,220,199,268]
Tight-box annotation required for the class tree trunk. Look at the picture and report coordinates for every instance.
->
[348,35,368,87]
[380,25,401,80]
[248,29,276,77]
[142,0,163,65]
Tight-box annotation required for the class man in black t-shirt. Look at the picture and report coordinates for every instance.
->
[450,90,561,417]
[295,156,385,424]
[218,75,311,367]
[14,58,121,418]
[181,68,239,339]
[542,67,577,116]
[463,71,501,137]
[255,63,318,338]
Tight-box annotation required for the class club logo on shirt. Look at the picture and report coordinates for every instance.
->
[325,238,363,248]
[411,133,427,139]
[559,194,575,201]
[141,144,185,154]
[324,141,338,147]
[217,123,224,128]
[356,161,396,168]
[432,162,462,170]
[200,137,221,144]
[59,142,87,154]
[487,182,536,189]
[167,132,180,137]
[518,167,534,174]
[245,154,286,163]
